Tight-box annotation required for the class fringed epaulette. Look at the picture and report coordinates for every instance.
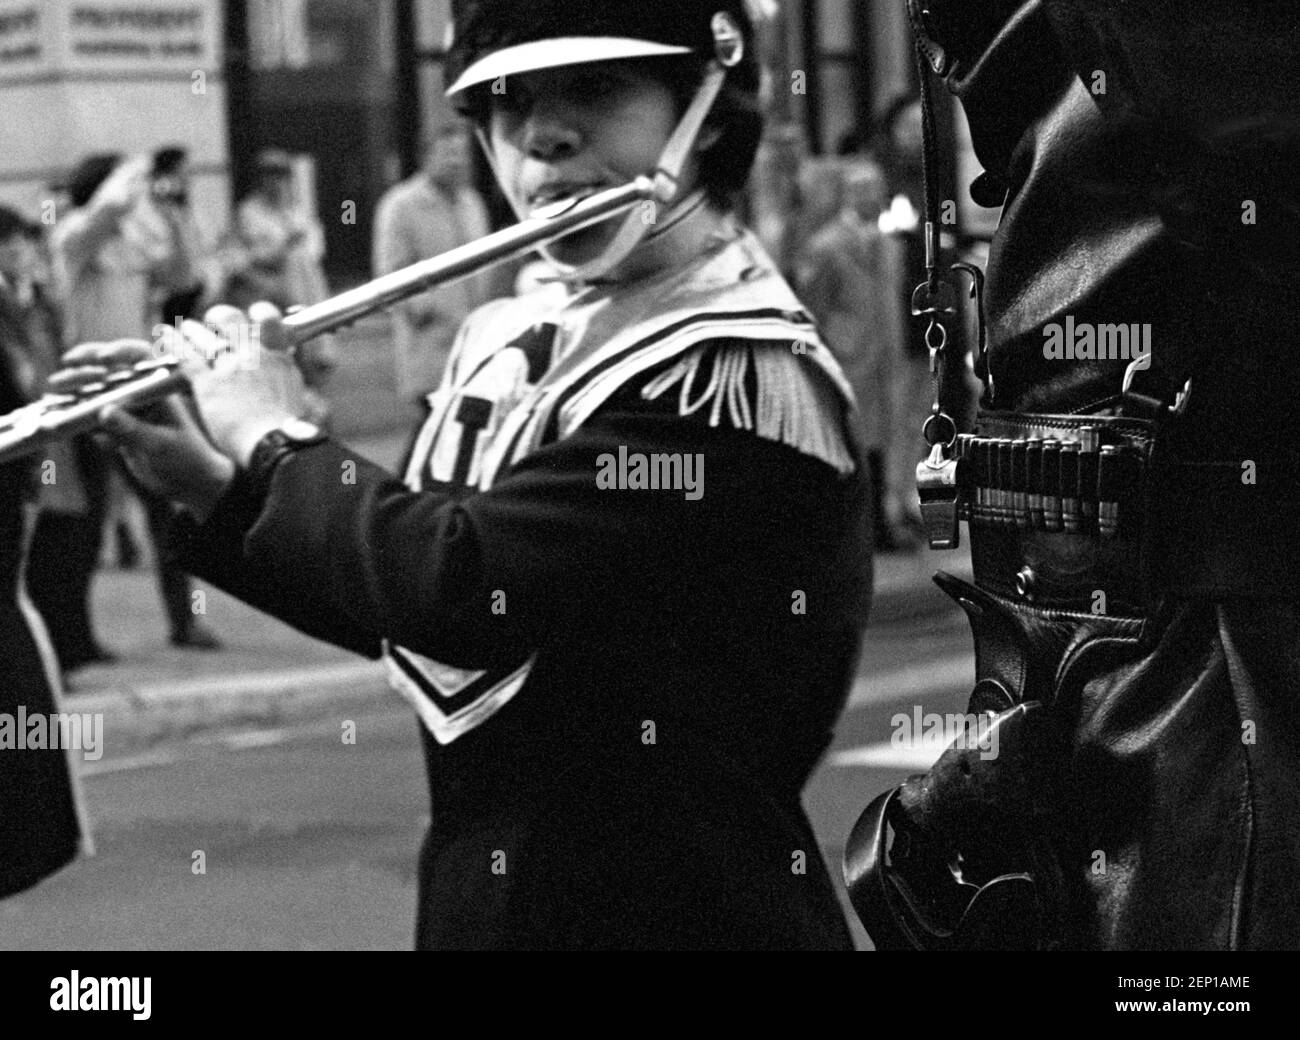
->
[640,341,857,475]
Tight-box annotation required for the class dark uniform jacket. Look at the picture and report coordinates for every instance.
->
[914,1,1300,948]
[0,286,84,897]
[174,212,873,949]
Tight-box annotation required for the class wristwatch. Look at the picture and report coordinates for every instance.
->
[245,418,329,496]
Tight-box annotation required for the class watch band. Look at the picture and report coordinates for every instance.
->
[245,423,328,498]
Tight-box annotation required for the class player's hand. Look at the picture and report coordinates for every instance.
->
[163,302,312,468]
[52,340,236,521]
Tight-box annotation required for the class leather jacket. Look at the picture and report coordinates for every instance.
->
[925,1,1298,425]
[845,2,1300,950]
[922,0,1300,599]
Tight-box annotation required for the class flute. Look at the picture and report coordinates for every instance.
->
[0,178,658,465]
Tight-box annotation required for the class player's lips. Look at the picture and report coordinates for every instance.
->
[527,182,609,213]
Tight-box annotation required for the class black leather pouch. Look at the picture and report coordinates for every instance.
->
[843,570,1088,950]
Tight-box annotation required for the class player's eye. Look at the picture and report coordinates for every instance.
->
[566,71,625,101]
[490,78,533,116]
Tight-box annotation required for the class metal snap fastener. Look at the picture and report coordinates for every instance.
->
[1015,565,1037,601]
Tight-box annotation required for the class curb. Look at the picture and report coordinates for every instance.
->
[71,661,391,756]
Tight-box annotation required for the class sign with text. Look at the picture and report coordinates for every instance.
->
[64,0,216,73]
[0,2,54,80]
[0,0,219,79]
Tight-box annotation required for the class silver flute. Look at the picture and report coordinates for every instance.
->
[0,177,657,465]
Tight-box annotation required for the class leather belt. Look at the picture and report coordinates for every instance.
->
[964,410,1300,612]
[963,412,1154,616]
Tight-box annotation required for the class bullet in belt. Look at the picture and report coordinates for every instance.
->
[1079,426,1101,534]
[1042,439,1062,531]
[996,438,1014,526]
[1060,441,1082,533]
[1025,437,1044,529]
[1011,439,1030,529]
[972,437,988,524]
[957,434,975,521]
[1098,444,1121,537]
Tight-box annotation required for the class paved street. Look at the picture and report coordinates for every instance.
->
[0,597,972,950]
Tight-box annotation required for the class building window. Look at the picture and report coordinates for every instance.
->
[249,0,394,71]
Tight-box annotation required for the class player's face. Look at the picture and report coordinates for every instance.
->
[487,60,690,266]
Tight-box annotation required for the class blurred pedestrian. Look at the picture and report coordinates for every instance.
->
[226,149,335,419]
[45,153,221,664]
[786,156,844,267]
[104,146,209,572]
[749,121,807,278]
[150,146,213,326]
[797,158,915,551]
[0,205,87,893]
[372,123,502,408]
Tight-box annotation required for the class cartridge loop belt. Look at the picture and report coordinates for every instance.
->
[962,411,1300,613]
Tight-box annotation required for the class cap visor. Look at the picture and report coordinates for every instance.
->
[447,37,694,95]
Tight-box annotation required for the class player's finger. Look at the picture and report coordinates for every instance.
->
[247,300,291,354]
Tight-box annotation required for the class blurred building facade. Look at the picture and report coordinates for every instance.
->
[0,2,978,286]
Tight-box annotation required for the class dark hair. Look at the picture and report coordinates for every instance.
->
[0,204,31,241]
[66,153,123,209]
[657,55,763,211]
[459,56,763,211]
[153,146,188,177]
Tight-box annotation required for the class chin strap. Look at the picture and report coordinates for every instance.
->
[476,11,747,284]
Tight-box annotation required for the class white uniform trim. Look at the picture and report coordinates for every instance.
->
[383,642,537,746]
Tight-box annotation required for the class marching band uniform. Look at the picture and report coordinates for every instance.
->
[171,2,873,949]
[0,254,86,896]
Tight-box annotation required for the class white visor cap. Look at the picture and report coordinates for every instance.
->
[446,37,695,96]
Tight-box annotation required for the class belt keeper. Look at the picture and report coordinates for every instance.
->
[1042,439,1062,531]
[1025,437,1044,529]
[1060,441,1082,533]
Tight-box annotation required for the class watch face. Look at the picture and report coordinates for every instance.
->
[280,418,323,442]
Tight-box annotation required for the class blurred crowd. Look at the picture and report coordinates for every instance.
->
[0,144,341,682]
[751,97,977,553]
[1,107,972,684]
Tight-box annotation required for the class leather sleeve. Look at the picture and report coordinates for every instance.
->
[1041,0,1300,281]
